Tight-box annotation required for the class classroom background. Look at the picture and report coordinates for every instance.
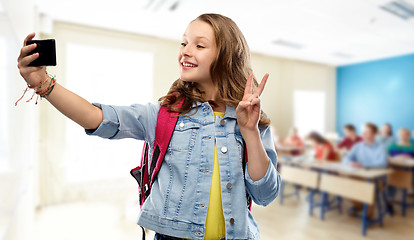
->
[1,0,414,239]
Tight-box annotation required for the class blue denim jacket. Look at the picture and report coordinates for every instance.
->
[86,101,280,240]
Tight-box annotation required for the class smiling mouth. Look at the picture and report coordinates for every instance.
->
[182,62,198,68]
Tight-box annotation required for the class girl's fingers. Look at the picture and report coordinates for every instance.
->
[238,101,250,109]
[23,32,36,46]
[241,95,261,107]
[246,93,258,102]
[19,66,43,75]
[251,97,261,106]
[255,73,269,96]
[244,73,253,96]
[242,101,250,106]
[19,52,39,67]
[18,43,37,61]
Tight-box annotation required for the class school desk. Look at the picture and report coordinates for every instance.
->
[388,157,414,216]
[277,154,303,203]
[278,158,393,236]
[279,165,318,205]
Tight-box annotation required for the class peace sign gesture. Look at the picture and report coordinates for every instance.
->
[236,73,269,132]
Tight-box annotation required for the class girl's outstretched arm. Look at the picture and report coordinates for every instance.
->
[17,33,103,130]
[236,73,270,181]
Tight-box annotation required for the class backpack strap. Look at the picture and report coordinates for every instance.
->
[149,100,184,186]
[130,100,184,206]
[242,144,253,210]
[130,142,150,205]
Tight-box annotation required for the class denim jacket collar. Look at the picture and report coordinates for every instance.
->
[191,101,237,119]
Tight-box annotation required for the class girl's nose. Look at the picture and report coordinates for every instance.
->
[182,46,192,57]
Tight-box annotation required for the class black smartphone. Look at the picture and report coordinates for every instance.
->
[26,39,57,66]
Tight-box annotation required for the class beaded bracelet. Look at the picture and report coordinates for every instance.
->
[37,76,56,98]
[15,71,56,106]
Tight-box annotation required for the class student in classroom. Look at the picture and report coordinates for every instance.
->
[343,123,389,217]
[388,128,414,158]
[376,123,396,148]
[387,128,414,200]
[282,127,304,155]
[337,124,362,151]
[308,132,337,162]
[16,13,280,240]
[343,123,387,169]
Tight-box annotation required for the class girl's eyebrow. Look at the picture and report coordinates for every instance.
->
[183,34,210,42]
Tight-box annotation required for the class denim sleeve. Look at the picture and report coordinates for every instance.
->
[85,102,160,142]
[244,126,281,206]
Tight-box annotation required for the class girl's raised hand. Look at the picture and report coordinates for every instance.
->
[236,73,269,132]
[17,33,46,86]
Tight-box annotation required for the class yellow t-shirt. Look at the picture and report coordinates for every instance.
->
[204,112,226,240]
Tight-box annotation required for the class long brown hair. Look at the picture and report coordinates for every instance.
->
[308,132,330,145]
[159,13,270,126]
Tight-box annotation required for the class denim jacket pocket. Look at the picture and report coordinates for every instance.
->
[169,120,201,151]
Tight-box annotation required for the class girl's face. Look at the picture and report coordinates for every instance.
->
[178,20,217,84]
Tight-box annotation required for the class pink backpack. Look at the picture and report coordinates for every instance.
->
[130,102,252,238]
[130,103,182,206]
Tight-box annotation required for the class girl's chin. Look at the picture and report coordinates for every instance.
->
[179,72,210,83]
[179,75,199,83]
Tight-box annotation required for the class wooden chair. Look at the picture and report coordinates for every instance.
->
[319,174,375,236]
[279,165,319,216]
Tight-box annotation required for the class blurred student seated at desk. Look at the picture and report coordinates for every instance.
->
[344,123,387,169]
[281,127,304,156]
[343,123,389,218]
[388,128,414,158]
[308,131,337,162]
[376,123,396,149]
[388,128,414,198]
[337,124,362,151]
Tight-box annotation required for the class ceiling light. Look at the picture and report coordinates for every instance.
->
[272,39,304,49]
[380,0,414,20]
[332,52,353,59]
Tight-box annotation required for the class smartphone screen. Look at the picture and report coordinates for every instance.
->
[26,39,57,67]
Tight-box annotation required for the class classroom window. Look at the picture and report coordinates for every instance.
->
[293,90,326,137]
[64,42,153,182]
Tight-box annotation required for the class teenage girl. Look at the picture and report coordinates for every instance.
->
[17,13,280,240]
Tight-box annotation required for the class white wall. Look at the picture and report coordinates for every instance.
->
[2,0,36,40]
[251,54,336,137]
[0,0,37,240]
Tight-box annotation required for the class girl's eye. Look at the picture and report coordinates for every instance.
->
[197,45,205,49]
[181,42,187,47]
